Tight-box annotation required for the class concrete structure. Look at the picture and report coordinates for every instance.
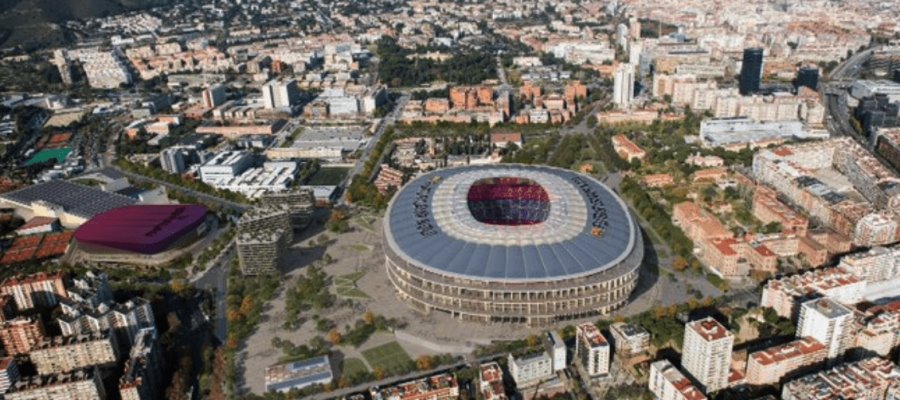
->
[265,355,333,393]
[613,63,635,108]
[0,180,137,229]
[699,117,818,151]
[29,332,119,375]
[781,357,900,400]
[198,151,255,183]
[797,298,853,361]
[761,267,865,319]
[854,301,900,358]
[609,322,651,358]
[0,317,45,355]
[740,48,764,95]
[5,368,106,400]
[371,372,458,400]
[682,317,734,393]
[745,337,827,385]
[259,188,315,230]
[479,362,507,400]
[202,84,226,109]
[0,272,67,310]
[236,206,293,275]
[575,323,610,378]
[59,281,155,348]
[262,79,298,110]
[507,351,553,388]
[118,328,162,400]
[648,359,707,400]
[838,245,900,283]
[0,357,20,395]
[383,165,643,326]
[544,331,567,372]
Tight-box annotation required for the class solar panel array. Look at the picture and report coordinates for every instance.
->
[1,180,137,219]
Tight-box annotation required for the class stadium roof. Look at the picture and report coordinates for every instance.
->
[74,205,208,254]
[385,165,638,282]
[0,180,137,219]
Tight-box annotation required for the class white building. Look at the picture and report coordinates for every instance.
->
[838,245,900,283]
[202,84,227,109]
[575,323,610,377]
[507,351,553,388]
[796,297,853,361]
[649,359,707,400]
[545,331,567,372]
[613,63,635,108]
[682,317,734,393]
[199,151,255,182]
[262,79,298,110]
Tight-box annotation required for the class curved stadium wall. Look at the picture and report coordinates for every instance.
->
[383,165,644,326]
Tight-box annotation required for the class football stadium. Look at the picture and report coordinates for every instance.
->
[383,165,644,326]
[73,204,210,266]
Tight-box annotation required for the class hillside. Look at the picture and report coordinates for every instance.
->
[0,0,173,49]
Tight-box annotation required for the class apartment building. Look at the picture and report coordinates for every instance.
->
[0,357,20,394]
[648,359,707,400]
[544,331,567,372]
[236,206,293,275]
[0,272,67,310]
[752,186,809,236]
[760,267,865,319]
[59,274,154,347]
[0,317,46,355]
[575,322,610,377]
[682,317,734,393]
[119,328,163,400]
[745,337,827,385]
[609,322,651,358]
[29,332,120,375]
[853,301,900,358]
[507,351,553,388]
[479,362,507,400]
[838,245,900,284]
[797,298,853,361]
[781,357,900,400]
[370,372,458,400]
[5,368,106,400]
[259,188,315,230]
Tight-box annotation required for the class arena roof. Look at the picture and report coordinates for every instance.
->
[385,165,637,282]
[0,180,137,220]
[74,205,208,254]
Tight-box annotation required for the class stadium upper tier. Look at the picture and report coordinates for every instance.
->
[384,165,639,282]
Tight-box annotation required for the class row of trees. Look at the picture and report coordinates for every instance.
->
[115,158,252,204]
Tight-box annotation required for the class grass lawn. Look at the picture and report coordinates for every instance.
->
[341,357,370,378]
[362,341,413,375]
[335,270,369,299]
[307,167,350,185]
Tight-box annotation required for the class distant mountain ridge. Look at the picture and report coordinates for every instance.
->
[1,0,173,22]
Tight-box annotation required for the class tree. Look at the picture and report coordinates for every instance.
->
[373,367,387,380]
[672,256,689,272]
[363,311,375,325]
[327,329,343,345]
[416,355,434,371]
[239,296,255,316]
[526,334,541,348]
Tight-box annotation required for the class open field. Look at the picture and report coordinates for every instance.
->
[307,167,350,185]
[362,341,413,375]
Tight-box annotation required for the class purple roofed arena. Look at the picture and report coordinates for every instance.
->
[75,205,209,254]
